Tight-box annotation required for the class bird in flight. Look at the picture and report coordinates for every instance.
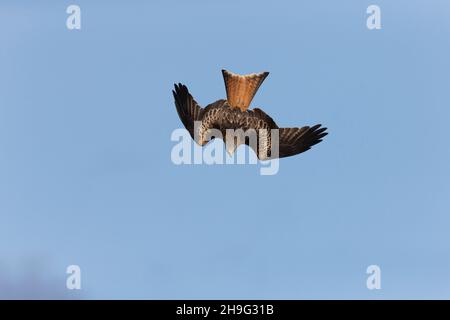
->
[172,70,328,160]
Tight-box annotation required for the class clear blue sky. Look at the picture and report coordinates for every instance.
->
[1,0,449,299]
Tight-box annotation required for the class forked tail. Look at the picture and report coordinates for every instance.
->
[222,69,269,111]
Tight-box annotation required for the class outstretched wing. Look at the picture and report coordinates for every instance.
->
[277,124,328,158]
[232,108,327,160]
[172,83,204,142]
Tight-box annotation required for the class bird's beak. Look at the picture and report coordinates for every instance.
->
[226,142,237,156]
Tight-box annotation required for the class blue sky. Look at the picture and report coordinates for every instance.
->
[0,0,449,299]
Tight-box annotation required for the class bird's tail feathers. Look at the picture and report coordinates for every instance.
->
[222,69,269,111]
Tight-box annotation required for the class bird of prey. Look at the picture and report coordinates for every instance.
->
[172,70,328,160]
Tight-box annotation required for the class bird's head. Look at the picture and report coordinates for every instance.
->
[198,137,208,146]
[225,140,238,156]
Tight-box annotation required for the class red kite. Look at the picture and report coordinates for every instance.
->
[173,70,327,160]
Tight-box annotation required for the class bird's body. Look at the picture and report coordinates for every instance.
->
[197,99,275,158]
[173,70,328,160]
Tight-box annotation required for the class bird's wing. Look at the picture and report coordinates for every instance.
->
[172,83,204,142]
[236,107,278,159]
[277,124,328,158]
[251,107,279,129]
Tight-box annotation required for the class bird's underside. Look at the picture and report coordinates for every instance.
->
[172,70,328,160]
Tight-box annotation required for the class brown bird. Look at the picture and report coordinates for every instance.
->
[172,69,328,160]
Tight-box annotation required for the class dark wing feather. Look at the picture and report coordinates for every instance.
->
[278,124,328,158]
[172,83,204,141]
[251,108,279,129]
